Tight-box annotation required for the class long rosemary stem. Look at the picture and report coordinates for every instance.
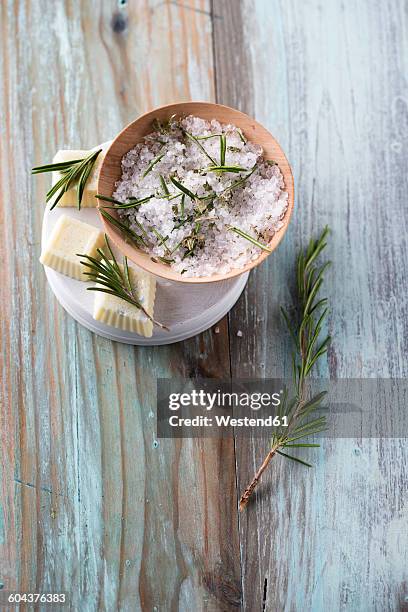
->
[239,448,278,511]
[239,227,331,511]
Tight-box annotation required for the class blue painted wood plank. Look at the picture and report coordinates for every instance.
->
[213,0,408,609]
[0,1,240,610]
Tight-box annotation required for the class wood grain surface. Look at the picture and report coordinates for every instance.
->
[0,1,407,611]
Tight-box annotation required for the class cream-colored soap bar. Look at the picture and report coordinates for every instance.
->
[40,215,105,281]
[93,267,156,337]
[51,146,106,207]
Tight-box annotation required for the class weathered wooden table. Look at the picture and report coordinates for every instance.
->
[1,1,407,610]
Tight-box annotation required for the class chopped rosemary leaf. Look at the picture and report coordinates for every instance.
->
[180,194,185,218]
[206,165,248,173]
[237,129,247,144]
[151,227,171,254]
[133,217,150,241]
[195,133,222,140]
[169,238,184,255]
[197,192,217,202]
[172,219,188,230]
[219,134,226,166]
[170,176,196,200]
[151,255,176,264]
[159,174,170,196]
[78,235,168,331]
[143,152,165,177]
[228,226,272,252]
[96,194,153,209]
[166,193,183,201]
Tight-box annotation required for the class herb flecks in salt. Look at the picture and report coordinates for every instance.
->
[113,115,289,277]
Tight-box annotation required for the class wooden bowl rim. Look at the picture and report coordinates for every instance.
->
[97,101,294,284]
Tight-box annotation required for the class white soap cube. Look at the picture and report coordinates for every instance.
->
[93,267,156,337]
[40,215,105,281]
[50,146,106,208]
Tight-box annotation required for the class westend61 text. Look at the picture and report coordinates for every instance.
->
[168,415,288,427]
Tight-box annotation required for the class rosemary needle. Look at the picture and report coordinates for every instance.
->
[155,256,175,264]
[95,194,153,209]
[219,134,226,165]
[206,165,248,174]
[237,129,247,144]
[151,227,171,254]
[195,133,222,140]
[228,226,272,252]
[78,235,168,331]
[31,159,84,173]
[143,151,165,178]
[32,149,102,210]
[159,175,170,196]
[169,176,196,200]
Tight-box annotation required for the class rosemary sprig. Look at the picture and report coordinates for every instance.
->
[99,208,147,247]
[95,194,153,209]
[32,149,102,210]
[78,235,168,331]
[228,226,272,253]
[239,226,331,511]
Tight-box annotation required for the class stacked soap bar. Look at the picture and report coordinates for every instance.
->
[40,215,157,337]
[40,215,104,281]
[93,266,156,337]
[51,146,107,207]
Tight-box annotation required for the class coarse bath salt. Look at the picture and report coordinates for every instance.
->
[113,115,288,277]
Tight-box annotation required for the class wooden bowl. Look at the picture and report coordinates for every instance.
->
[97,102,294,284]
